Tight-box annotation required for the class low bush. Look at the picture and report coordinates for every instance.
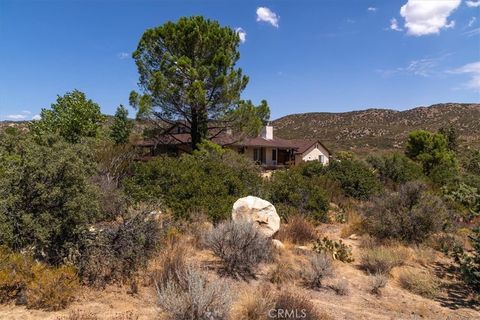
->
[0,248,79,310]
[272,291,332,320]
[330,279,349,296]
[229,285,275,320]
[326,157,381,200]
[302,253,334,290]
[78,208,161,288]
[153,241,189,288]
[26,264,79,311]
[267,251,305,286]
[398,268,440,298]
[266,170,330,222]
[369,274,387,296]
[157,265,232,320]
[313,237,354,263]
[124,142,262,221]
[362,181,448,243]
[205,220,272,279]
[368,153,424,185]
[360,246,408,275]
[454,227,480,294]
[276,215,318,245]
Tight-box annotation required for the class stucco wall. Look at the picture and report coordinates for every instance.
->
[295,143,330,165]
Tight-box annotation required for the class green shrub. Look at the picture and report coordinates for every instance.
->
[368,153,424,185]
[454,227,480,294]
[362,181,448,243]
[0,134,101,264]
[313,237,354,263]
[124,142,262,221]
[326,158,381,200]
[266,169,329,222]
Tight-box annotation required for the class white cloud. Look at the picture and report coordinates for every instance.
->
[390,18,403,31]
[449,61,480,90]
[468,17,477,27]
[367,7,377,12]
[464,27,480,36]
[117,52,129,59]
[399,0,461,36]
[378,55,449,77]
[21,110,31,115]
[32,114,41,121]
[466,1,480,7]
[235,27,246,43]
[256,7,279,27]
[5,114,27,120]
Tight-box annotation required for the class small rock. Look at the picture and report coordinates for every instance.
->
[349,234,359,240]
[272,239,285,250]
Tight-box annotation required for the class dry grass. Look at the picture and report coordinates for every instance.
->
[267,250,307,286]
[277,215,318,245]
[330,279,349,296]
[369,274,388,296]
[152,240,189,287]
[229,285,276,320]
[360,246,409,275]
[340,210,364,238]
[398,268,441,299]
[412,247,437,267]
[273,290,333,320]
[302,253,334,290]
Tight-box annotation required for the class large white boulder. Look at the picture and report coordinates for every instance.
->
[232,196,280,237]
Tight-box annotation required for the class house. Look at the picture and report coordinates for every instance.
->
[137,124,330,168]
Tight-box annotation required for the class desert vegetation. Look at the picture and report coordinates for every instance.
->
[0,15,479,320]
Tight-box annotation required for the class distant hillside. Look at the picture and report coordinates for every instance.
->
[272,103,480,154]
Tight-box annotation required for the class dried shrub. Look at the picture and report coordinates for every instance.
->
[26,264,79,311]
[277,215,318,245]
[156,265,232,320]
[272,291,332,320]
[205,220,272,279]
[340,210,364,238]
[0,248,79,310]
[369,274,387,296]
[267,251,306,286]
[153,241,189,288]
[303,253,334,290]
[412,247,437,267]
[360,246,408,275]
[362,182,448,243]
[230,285,276,320]
[313,237,354,262]
[330,279,349,296]
[398,269,440,298]
[425,232,464,254]
[78,208,160,288]
[56,310,99,320]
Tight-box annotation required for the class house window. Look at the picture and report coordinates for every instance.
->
[272,149,277,161]
[253,148,261,162]
[320,155,325,163]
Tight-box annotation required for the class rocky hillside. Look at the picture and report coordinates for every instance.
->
[272,103,480,154]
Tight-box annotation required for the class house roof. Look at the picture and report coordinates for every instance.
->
[137,133,331,156]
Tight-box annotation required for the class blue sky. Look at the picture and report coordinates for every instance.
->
[0,0,479,120]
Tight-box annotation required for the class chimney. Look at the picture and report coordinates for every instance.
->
[261,124,273,140]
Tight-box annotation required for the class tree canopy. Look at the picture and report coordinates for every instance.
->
[131,16,269,150]
[110,105,133,145]
[31,90,104,143]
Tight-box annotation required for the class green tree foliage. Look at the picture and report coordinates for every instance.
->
[266,169,329,222]
[124,141,262,221]
[110,105,133,145]
[31,90,104,143]
[462,149,480,176]
[326,158,381,200]
[368,153,424,185]
[438,126,459,152]
[363,182,448,243]
[131,16,269,150]
[0,134,101,264]
[405,130,457,177]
